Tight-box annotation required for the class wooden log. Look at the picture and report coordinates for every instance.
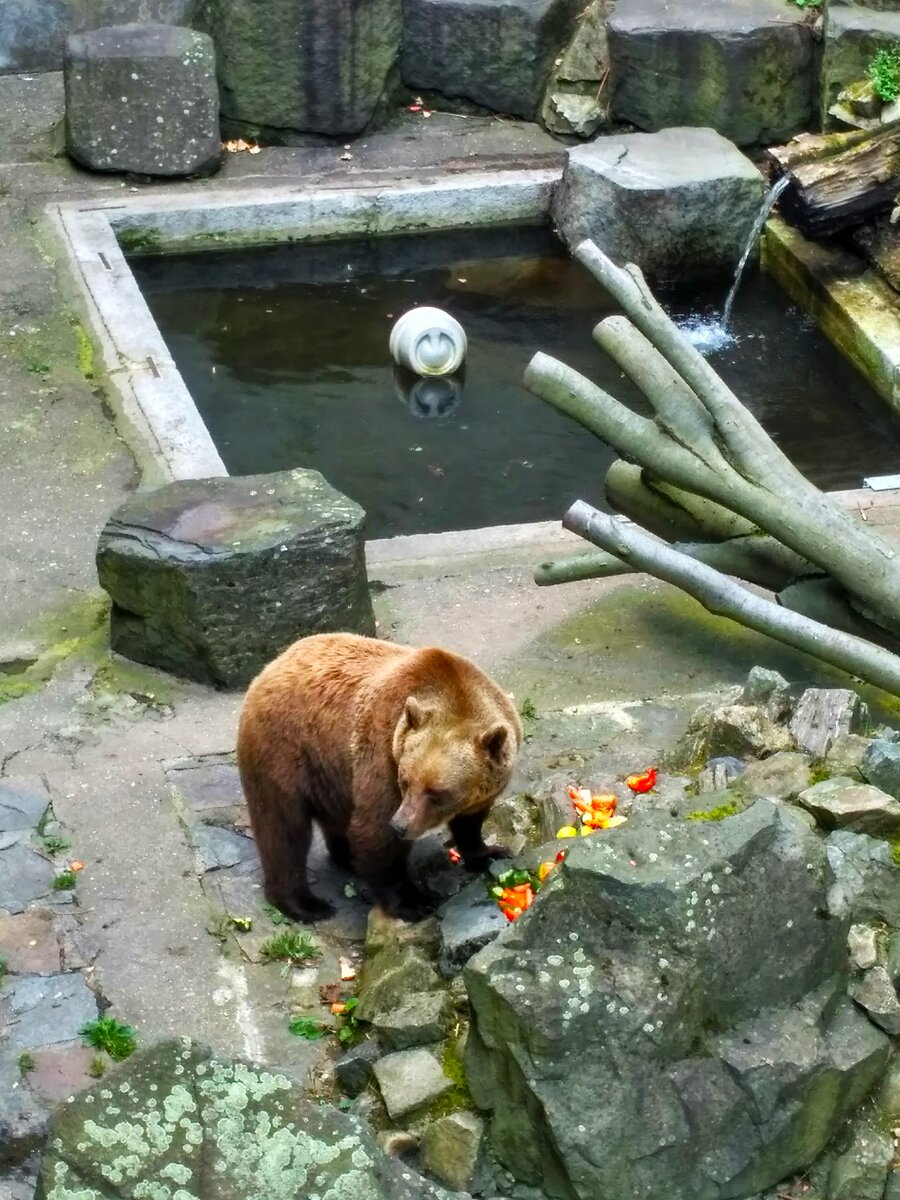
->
[768,123,900,238]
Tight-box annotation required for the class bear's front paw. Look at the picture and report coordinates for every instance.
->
[463,844,512,871]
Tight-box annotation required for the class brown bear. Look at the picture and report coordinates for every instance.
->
[237,633,523,922]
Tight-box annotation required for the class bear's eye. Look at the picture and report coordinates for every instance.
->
[425,788,449,805]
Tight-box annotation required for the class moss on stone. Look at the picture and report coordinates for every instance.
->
[685,801,739,822]
[116,228,163,256]
[74,322,95,380]
[422,1038,474,1120]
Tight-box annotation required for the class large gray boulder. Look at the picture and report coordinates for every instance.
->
[64,24,220,177]
[34,1040,460,1200]
[402,0,581,119]
[464,801,890,1200]
[194,0,401,135]
[607,0,815,146]
[551,127,765,280]
[96,470,375,688]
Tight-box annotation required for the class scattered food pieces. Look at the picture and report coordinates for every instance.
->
[340,957,357,981]
[231,915,253,932]
[626,767,657,793]
[448,847,462,864]
[222,138,261,154]
[70,860,85,871]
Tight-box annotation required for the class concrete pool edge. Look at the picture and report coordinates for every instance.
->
[50,169,900,565]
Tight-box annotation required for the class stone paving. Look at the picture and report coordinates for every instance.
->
[0,70,898,1198]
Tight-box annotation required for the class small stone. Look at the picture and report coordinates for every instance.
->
[848,924,878,971]
[357,942,442,1023]
[1,973,99,1052]
[0,911,60,975]
[438,880,508,978]
[365,908,441,959]
[740,667,792,722]
[191,824,256,872]
[372,991,452,1052]
[827,1120,894,1200]
[799,778,900,837]
[373,1048,452,1120]
[545,91,607,137]
[732,751,812,802]
[825,734,873,781]
[704,705,794,760]
[789,688,866,760]
[482,794,540,858]
[335,1038,381,1097]
[422,1110,484,1190]
[861,738,900,800]
[0,843,56,914]
[0,779,49,834]
[838,79,882,119]
[698,756,745,794]
[850,966,900,1036]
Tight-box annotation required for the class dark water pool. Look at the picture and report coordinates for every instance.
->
[133,227,900,539]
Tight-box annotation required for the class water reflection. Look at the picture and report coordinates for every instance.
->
[394,366,465,419]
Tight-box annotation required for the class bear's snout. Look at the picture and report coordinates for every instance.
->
[390,811,412,838]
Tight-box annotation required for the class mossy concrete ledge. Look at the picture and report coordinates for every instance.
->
[763,215,900,415]
[34,1038,461,1200]
[95,469,375,688]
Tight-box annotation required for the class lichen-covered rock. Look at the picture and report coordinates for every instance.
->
[373,1047,453,1120]
[422,1111,484,1190]
[861,738,900,800]
[194,0,401,135]
[464,800,890,1200]
[34,1039,460,1200]
[552,127,765,280]
[789,688,867,761]
[540,0,610,136]
[732,751,812,803]
[607,0,815,146]
[826,830,900,926]
[402,0,581,119]
[799,779,900,837]
[96,469,374,688]
[65,24,220,177]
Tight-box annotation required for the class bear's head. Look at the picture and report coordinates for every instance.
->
[390,695,518,840]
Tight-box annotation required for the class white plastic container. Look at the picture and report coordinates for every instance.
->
[389,306,467,377]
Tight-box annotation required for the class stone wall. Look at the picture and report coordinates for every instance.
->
[0,0,195,73]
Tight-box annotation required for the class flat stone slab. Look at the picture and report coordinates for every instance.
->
[371,990,452,1051]
[0,910,61,974]
[438,880,507,977]
[0,843,56,915]
[191,824,257,872]
[0,778,49,833]
[373,1047,453,1119]
[551,127,765,280]
[403,0,581,119]
[799,778,900,837]
[607,0,815,145]
[196,0,402,136]
[827,831,900,925]
[35,1040,455,1199]
[65,23,220,177]
[96,469,375,688]
[789,688,866,760]
[1,972,98,1053]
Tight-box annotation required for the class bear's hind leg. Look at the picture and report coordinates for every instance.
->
[246,779,335,922]
[323,830,353,872]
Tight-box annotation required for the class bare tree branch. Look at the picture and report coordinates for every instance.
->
[564,501,900,696]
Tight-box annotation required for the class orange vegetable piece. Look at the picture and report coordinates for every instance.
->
[626,767,657,793]
[448,848,462,864]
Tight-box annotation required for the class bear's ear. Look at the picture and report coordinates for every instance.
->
[480,723,509,763]
[404,696,432,730]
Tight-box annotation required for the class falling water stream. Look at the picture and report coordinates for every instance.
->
[677,175,791,352]
[722,175,791,327]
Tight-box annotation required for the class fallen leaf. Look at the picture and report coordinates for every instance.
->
[319,982,343,1005]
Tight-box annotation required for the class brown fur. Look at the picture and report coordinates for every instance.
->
[237,633,523,921]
